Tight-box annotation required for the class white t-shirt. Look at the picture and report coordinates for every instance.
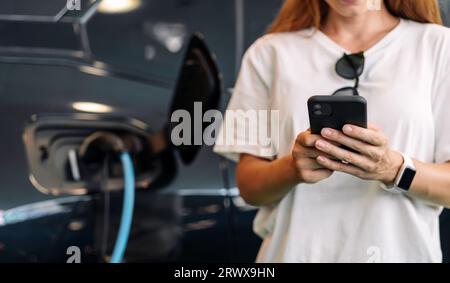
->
[214,19,450,263]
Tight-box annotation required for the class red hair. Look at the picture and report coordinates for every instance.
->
[268,0,443,33]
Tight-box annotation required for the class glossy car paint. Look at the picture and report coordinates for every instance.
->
[0,0,449,263]
[0,0,280,263]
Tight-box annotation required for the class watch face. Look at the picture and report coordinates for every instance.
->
[398,168,416,191]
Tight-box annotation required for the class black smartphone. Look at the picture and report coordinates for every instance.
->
[308,95,367,135]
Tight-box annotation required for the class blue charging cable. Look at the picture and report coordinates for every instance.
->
[110,152,135,263]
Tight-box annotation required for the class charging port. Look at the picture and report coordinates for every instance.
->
[23,114,163,195]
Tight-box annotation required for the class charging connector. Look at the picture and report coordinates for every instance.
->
[78,131,135,264]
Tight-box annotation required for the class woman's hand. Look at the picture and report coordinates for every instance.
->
[292,130,334,184]
[314,124,404,185]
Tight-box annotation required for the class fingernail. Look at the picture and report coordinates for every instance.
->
[322,128,332,137]
[316,140,326,149]
[317,156,326,162]
[343,125,353,133]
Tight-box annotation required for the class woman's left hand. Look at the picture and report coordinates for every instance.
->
[314,124,404,185]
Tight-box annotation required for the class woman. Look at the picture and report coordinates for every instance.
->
[214,0,450,263]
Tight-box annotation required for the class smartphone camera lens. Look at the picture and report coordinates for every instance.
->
[313,104,323,116]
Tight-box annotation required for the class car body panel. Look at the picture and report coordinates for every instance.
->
[0,0,449,263]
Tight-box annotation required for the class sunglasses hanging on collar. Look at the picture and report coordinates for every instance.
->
[332,52,365,96]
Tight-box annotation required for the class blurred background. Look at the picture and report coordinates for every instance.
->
[0,0,449,263]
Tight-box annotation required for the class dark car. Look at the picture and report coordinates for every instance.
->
[0,0,449,263]
[0,0,282,263]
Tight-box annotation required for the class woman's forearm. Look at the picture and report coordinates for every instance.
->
[236,154,299,207]
[409,161,450,207]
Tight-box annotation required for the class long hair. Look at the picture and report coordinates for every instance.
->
[268,0,443,33]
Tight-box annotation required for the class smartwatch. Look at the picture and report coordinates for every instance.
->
[380,152,416,193]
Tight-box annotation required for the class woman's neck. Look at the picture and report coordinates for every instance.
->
[321,5,400,53]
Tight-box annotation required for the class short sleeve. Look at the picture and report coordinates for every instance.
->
[213,39,278,162]
[433,65,450,164]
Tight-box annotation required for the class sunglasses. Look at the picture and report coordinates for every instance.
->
[332,52,365,96]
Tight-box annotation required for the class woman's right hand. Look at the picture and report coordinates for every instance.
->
[292,130,334,184]
[236,130,335,206]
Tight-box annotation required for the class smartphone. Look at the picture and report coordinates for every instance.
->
[308,95,367,135]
